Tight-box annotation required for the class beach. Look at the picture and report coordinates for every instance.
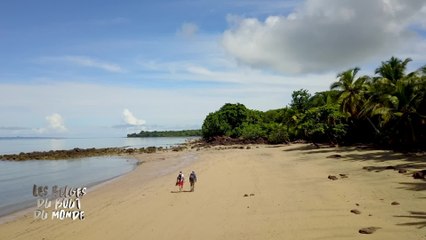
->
[0,144,425,240]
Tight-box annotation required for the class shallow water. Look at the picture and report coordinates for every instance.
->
[0,157,136,217]
[0,136,197,218]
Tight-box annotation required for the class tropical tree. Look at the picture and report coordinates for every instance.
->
[298,104,347,145]
[290,89,311,113]
[375,56,412,83]
[309,90,339,108]
[201,103,249,139]
[363,58,425,148]
[330,67,368,118]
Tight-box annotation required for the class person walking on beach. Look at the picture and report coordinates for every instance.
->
[189,171,197,192]
[176,171,184,191]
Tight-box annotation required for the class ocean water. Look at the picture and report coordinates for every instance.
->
[0,137,195,218]
[0,137,194,155]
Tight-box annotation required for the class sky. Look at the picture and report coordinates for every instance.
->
[0,0,425,137]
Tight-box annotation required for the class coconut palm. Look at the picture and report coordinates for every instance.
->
[364,63,426,147]
[330,67,368,118]
[375,56,412,83]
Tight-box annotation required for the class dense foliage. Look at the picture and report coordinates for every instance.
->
[201,57,426,150]
[128,129,201,138]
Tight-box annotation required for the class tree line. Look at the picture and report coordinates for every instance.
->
[128,129,202,138]
[201,57,426,150]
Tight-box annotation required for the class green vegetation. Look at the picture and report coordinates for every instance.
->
[201,57,426,150]
[127,129,201,138]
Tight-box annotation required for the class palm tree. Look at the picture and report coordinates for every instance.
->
[309,90,339,107]
[330,67,368,118]
[364,61,426,148]
[375,56,412,83]
[370,78,424,146]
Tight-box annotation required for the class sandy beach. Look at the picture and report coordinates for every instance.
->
[0,144,425,240]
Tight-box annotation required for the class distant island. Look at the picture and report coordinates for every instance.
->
[127,129,202,138]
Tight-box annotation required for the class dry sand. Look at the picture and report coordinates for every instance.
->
[0,144,425,240]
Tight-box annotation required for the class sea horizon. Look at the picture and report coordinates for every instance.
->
[0,136,197,155]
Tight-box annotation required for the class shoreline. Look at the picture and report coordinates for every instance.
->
[0,156,139,222]
[0,148,199,223]
[1,144,425,239]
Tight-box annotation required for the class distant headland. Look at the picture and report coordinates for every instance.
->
[127,129,201,138]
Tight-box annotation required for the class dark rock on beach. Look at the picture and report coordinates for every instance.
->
[328,175,338,180]
[350,209,361,214]
[358,227,380,234]
[413,170,426,179]
[391,201,400,205]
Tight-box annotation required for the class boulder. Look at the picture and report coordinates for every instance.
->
[413,170,426,179]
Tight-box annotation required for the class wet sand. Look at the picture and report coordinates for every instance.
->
[0,144,425,240]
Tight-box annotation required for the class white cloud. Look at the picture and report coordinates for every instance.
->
[64,56,124,73]
[34,113,68,134]
[46,113,68,132]
[39,56,125,73]
[177,22,199,38]
[222,0,426,74]
[122,109,146,126]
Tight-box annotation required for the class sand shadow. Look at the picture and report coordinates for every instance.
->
[170,190,193,193]
[284,144,425,165]
[397,181,426,191]
[394,211,426,229]
[343,152,426,163]
[282,144,319,152]
[362,163,426,173]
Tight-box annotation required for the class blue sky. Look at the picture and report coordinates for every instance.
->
[0,0,425,137]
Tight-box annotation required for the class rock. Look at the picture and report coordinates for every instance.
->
[246,146,251,149]
[328,175,338,180]
[391,201,400,205]
[339,173,348,178]
[355,203,360,206]
[413,170,426,179]
[363,166,373,171]
[243,194,249,197]
[350,209,361,214]
[359,227,380,234]
[385,165,396,170]
[327,154,342,158]
[398,169,407,173]
[250,193,255,196]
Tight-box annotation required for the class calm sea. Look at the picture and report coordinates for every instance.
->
[0,137,194,218]
[0,137,194,155]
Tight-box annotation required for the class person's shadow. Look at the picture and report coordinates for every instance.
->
[170,190,192,193]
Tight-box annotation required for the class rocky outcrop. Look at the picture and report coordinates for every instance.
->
[0,146,167,161]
